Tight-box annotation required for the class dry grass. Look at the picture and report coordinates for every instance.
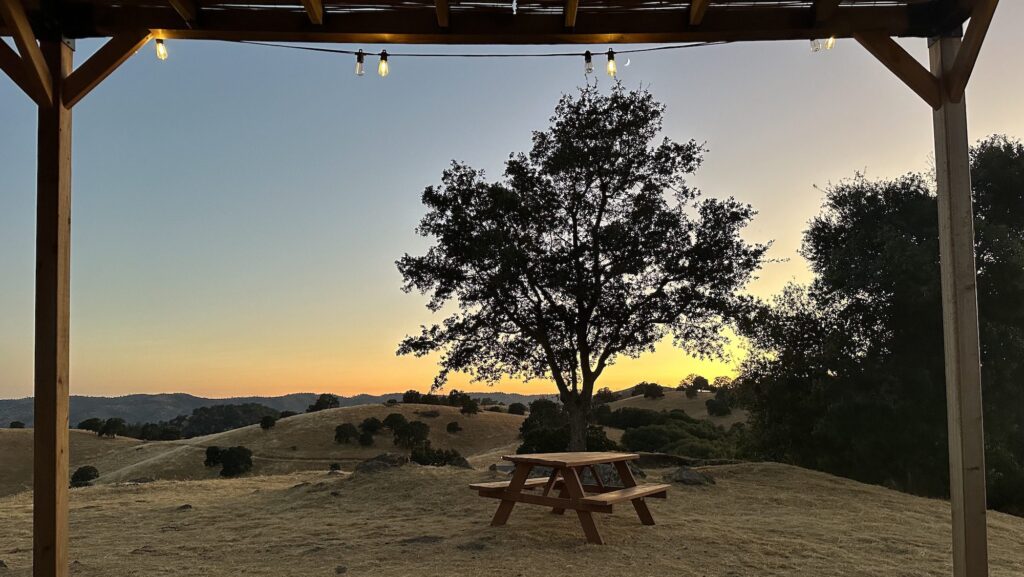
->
[1,462,1023,576]
[609,390,750,428]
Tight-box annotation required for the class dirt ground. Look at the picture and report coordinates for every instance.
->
[2,462,1023,577]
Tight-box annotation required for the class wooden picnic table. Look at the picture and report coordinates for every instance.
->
[469,451,669,544]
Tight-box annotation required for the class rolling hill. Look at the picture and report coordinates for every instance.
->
[609,389,749,428]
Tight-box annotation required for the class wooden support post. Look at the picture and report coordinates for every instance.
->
[63,31,151,108]
[0,0,53,105]
[300,0,324,25]
[930,34,989,577]
[34,37,72,577]
[689,0,709,26]
[435,0,449,28]
[563,0,578,29]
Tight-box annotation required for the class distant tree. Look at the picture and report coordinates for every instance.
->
[99,418,126,438]
[397,84,765,451]
[446,421,462,434]
[279,410,298,419]
[507,403,527,416]
[447,390,472,408]
[593,387,620,404]
[633,382,664,399]
[385,399,399,406]
[219,446,253,477]
[9,421,25,429]
[394,420,431,448]
[712,376,733,391]
[705,397,732,417]
[77,418,103,432]
[359,417,383,435]
[204,446,223,467]
[460,399,480,416]
[382,413,409,430]
[329,463,342,472]
[411,442,466,467]
[70,465,99,488]
[259,416,277,431]
[402,390,422,404]
[692,376,710,391]
[334,423,359,444]
[486,406,504,413]
[307,394,340,413]
[358,431,375,447]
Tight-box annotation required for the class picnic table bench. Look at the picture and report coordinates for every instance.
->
[469,451,669,544]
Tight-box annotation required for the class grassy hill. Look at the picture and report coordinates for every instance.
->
[1,462,1023,576]
[609,390,749,428]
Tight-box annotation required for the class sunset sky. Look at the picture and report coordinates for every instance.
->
[1,5,1022,399]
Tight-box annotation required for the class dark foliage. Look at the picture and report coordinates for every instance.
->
[507,402,527,415]
[76,418,104,432]
[99,418,126,438]
[410,442,466,467]
[383,413,409,430]
[330,463,342,472]
[415,409,441,418]
[460,399,480,416]
[517,399,617,453]
[593,388,620,404]
[394,420,431,448]
[705,397,732,417]
[259,415,277,430]
[9,421,25,429]
[360,417,384,435]
[334,423,359,444]
[70,465,99,488]
[219,446,253,477]
[306,394,340,413]
[633,382,665,399]
[279,410,299,419]
[446,421,462,433]
[486,406,503,413]
[204,446,223,467]
[358,431,375,447]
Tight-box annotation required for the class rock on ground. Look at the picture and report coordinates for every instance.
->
[664,466,715,486]
[355,453,409,474]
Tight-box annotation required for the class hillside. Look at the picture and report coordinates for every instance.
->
[609,390,749,428]
[0,391,550,427]
[1,462,1023,576]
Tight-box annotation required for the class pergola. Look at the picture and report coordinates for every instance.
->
[0,0,1002,576]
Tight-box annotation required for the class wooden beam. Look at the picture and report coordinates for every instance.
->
[300,0,323,25]
[167,0,198,27]
[435,0,449,28]
[0,38,34,98]
[813,0,842,23]
[689,0,709,26]
[0,0,52,105]
[946,0,998,102]
[63,31,151,108]
[855,32,942,109]
[34,37,72,577]
[564,0,578,29]
[930,33,989,577]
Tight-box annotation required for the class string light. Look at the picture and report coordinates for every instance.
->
[584,50,593,74]
[155,39,168,61]
[810,39,822,53]
[355,49,365,76]
[811,36,837,53]
[606,48,616,78]
[824,36,837,50]
[378,50,389,77]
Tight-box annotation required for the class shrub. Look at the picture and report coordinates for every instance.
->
[394,420,431,448]
[706,397,732,417]
[593,387,620,404]
[329,463,342,472]
[9,421,25,429]
[507,402,527,416]
[335,423,359,444]
[360,417,383,434]
[415,409,441,418]
[279,410,298,419]
[518,425,618,454]
[402,390,422,404]
[385,399,399,406]
[76,418,103,432]
[684,387,698,399]
[460,399,480,416]
[486,406,503,413]
[220,446,253,477]
[307,394,340,413]
[633,382,665,399]
[595,407,666,429]
[99,418,126,438]
[446,421,462,433]
[620,425,678,452]
[410,442,466,467]
[70,465,99,488]
[358,431,375,446]
[382,413,408,430]
[259,416,276,430]
[204,446,223,467]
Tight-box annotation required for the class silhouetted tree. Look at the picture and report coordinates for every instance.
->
[593,388,620,404]
[394,420,431,448]
[99,418,126,438]
[360,417,383,434]
[507,402,527,416]
[279,410,298,419]
[77,418,103,432]
[260,416,277,431]
[307,394,340,413]
[204,446,223,467]
[633,382,664,399]
[335,423,359,444]
[446,421,462,433]
[402,390,422,404]
[358,431,375,447]
[460,399,480,416]
[382,413,408,430]
[219,446,253,477]
[9,421,25,429]
[398,84,765,450]
[70,466,99,488]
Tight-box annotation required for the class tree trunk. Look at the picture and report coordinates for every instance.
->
[565,402,588,452]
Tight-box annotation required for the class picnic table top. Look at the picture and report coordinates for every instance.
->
[502,452,639,468]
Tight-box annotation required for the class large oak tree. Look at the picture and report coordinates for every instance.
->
[398,84,766,450]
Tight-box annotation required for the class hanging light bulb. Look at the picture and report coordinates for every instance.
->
[155,39,168,61]
[824,36,837,50]
[355,49,365,76]
[584,50,593,75]
[606,48,616,78]
[378,50,389,77]
[810,39,822,53]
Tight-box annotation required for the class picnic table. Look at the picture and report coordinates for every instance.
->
[469,451,670,544]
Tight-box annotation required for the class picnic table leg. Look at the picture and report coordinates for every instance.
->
[560,467,605,545]
[613,460,656,526]
[490,462,533,527]
[550,484,569,515]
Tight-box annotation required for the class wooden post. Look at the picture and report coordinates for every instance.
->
[929,34,989,577]
[34,38,73,577]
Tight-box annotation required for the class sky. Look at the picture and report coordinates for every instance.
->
[1,6,1022,399]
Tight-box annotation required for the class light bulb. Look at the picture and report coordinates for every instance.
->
[810,39,822,53]
[824,36,837,50]
[584,50,593,75]
[378,50,389,77]
[355,50,365,76]
[606,49,616,78]
[155,39,168,61]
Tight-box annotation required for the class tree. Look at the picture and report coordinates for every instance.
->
[9,421,25,429]
[219,446,253,477]
[507,402,527,416]
[204,446,223,467]
[383,413,409,430]
[70,466,99,488]
[260,415,277,431]
[397,84,766,450]
[335,423,359,444]
[402,390,422,404]
[360,417,383,434]
[394,420,431,448]
[99,418,126,438]
[358,431,375,447]
[633,382,664,399]
[712,376,733,391]
[307,394,340,413]
[77,418,103,432]
[593,387,620,404]
[279,410,298,419]
[446,421,462,433]
[459,399,480,416]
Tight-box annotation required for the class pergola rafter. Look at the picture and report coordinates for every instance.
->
[0,1,1003,577]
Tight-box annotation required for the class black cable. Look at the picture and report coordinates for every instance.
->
[231,40,730,58]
